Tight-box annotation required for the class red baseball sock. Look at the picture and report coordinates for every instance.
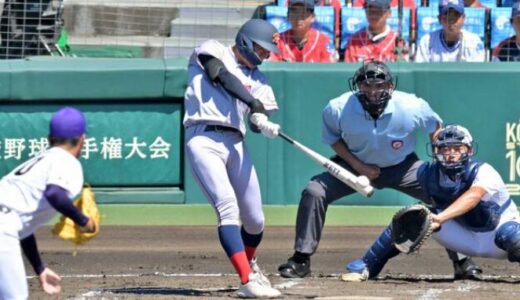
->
[229,251,252,284]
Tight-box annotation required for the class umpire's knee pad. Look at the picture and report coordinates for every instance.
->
[495,221,520,262]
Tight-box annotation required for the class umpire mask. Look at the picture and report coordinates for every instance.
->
[349,60,394,119]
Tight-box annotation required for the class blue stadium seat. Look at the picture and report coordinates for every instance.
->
[340,7,411,50]
[479,0,497,8]
[490,7,514,49]
[265,6,292,32]
[501,0,516,7]
[464,8,487,42]
[428,0,440,7]
[277,0,346,6]
[416,7,486,43]
[265,5,336,51]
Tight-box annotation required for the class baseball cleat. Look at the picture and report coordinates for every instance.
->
[250,257,271,287]
[238,272,281,298]
[340,269,369,282]
[453,257,483,281]
[278,256,311,278]
[341,258,369,282]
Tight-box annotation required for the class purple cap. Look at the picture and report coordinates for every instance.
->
[49,107,86,138]
[439,0,464,15]
[512,2,520,19]
[364,0,391,9]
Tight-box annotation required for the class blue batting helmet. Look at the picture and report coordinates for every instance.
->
[235,19,280,66]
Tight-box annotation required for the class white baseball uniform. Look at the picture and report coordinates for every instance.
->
[415,29,485,62]
[184,39,278,232]
[0,147,83,299]
[433,163,520,258]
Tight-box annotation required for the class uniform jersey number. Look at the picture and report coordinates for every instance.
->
[14,156,44,176]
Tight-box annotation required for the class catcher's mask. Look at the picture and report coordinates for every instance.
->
[235,19,280,66]
[429,124,477,178]
[349,60,395,119]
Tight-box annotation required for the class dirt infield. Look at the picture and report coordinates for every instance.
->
[28,225,520,299]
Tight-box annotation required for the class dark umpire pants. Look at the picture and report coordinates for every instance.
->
[294,152,427,255]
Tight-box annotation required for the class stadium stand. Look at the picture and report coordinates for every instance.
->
[340,7,411,50]
[490,6,514,49]
[265,5,336,51]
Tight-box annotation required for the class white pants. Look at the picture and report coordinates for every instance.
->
[433,204,520,259]
[0,209,27,300]
[185,125,264,234]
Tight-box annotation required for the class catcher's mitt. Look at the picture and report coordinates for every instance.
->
[52,185,100,246]
[391,204,433,254]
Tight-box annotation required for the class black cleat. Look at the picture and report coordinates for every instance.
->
[278,256,311,278]
[453,257,483,281]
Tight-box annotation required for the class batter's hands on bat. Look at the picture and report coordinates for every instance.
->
[249,99,267,115]
[39,267,62,295]
[250,113,280,139]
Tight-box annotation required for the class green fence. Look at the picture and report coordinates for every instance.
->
[0,58,519,205]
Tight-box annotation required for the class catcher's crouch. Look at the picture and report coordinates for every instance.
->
[0,107,97,299]
[344,125,520,281]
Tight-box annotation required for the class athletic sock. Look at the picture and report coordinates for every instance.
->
[218,225,252,284]
[241,226,263,261]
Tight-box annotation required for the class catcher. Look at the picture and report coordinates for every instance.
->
[417,125,520,263]
[0,107,98,299]
[344,125,520,281]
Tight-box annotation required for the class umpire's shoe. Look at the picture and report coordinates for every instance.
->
[278,254,311,278]
[453,257,483,281]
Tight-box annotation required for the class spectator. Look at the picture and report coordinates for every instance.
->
[354,0,417,38]
[492,2,520,62]
[271,0,338,62]
[415,0,485,62]
[344,0,409,62]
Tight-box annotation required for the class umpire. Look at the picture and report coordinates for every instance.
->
[278,60,483,281]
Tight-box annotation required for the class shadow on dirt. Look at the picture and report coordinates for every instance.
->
[93,287,237,296]
[380,275,520,284]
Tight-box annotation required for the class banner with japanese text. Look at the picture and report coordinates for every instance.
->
[0,102,182,186]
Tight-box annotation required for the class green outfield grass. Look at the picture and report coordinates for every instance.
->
[91,205,402,226]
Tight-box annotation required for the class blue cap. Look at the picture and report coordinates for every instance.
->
[289,0,315,10]
[49,107,86,138]
[439,0,464,15]
[364,0,391,9]
[512,2,520,19]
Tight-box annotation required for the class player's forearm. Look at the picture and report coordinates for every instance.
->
[198,54,259,108]
[20,234,45,275]
[44,184,89,226]
[331,141,366,172]
[436,187,485,223]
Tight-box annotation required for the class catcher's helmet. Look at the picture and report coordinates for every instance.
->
[349,60,395,119]
[235,19,280,66]
[431,124,476,177]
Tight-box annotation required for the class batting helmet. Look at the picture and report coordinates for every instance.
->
[349,60,395,119]
[431,124,476,177]
[235,19,280,66]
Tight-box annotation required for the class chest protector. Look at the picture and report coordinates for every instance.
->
[418,160,501,232]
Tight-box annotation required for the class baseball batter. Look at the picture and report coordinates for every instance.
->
[0,107,96,299]
[415,0,485,63]
[420,125,520,261]
[183,19,281,298]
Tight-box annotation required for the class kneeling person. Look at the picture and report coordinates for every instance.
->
[420,125,520,263]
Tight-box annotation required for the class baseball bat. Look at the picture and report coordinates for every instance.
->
[278,131,374,197]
